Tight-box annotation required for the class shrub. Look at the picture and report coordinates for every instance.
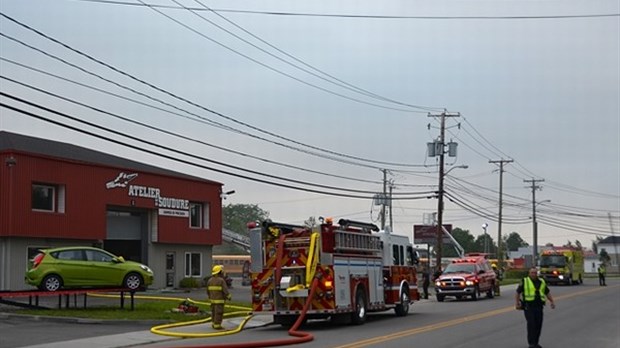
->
[505,269,528,280]
[179,277,201,289]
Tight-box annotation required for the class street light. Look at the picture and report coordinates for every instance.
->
[532,199,551,266]
[220,190,236,199]
[435,164,468,271]
[482,223,489,254]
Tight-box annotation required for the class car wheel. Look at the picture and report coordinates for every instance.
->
[123,273,143,290]
[394,286,410,316]
[437,294,445,302]
[472,286,479,301]
[42,274,62,292]
[351,287,367,325]
[487,283,495,299]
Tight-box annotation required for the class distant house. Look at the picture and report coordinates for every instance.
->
[597,236,620,274]
[584,249,601,274]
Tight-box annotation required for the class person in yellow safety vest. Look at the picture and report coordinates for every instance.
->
[598,264,607,286]
[206,265,231,329]
[492,263,501,296]
[515,267,556,348]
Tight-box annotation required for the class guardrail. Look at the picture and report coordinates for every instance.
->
[0,288,138,310]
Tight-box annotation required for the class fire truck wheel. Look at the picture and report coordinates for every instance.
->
[471,286,480,301]
[351,288,367,325]
[394,287,410,316]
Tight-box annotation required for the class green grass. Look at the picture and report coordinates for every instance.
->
[14,300,252,321]
[10,276,534,321]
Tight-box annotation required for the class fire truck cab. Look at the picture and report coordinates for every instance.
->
[539,248,584,285]
[249,219,420,326]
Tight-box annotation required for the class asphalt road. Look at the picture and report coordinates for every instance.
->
[1,278,619,348]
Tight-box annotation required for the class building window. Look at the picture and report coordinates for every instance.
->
[32,183,65,213]
[184,252,202,277]
[32,184,55,211]
[189,202,203,228]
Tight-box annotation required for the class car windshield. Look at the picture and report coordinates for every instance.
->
[443,264,476,274]
[540,255,566,267]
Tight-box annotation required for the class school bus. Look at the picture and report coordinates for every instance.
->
[212,254,250,276]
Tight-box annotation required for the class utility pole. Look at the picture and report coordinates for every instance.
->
[381,169,387,230]
[490,159,513,268]
[524,178,544,266]
[389,181,394,231]
[608,213,619,273]
[428,111,460,271]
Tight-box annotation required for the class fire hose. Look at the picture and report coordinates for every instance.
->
[166,231,321,347]
[165,277,319,348]
[90,228,321,347]
[157,233,320,348]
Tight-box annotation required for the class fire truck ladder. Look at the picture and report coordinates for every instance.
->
[335,219,381,253]
[334,230,381,254]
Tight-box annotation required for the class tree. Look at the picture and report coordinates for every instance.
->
[504,232,528,251]
[223,204,269,234]
[592,236,603,254]
[444,228,475,257]
[599,248,611,266]
[474,234,497,255]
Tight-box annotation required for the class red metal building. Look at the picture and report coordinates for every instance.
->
[0,131,224,290]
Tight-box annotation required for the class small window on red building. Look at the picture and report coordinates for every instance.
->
[32,184,56,212]
[32,183,65,213]
[189,202,203,228]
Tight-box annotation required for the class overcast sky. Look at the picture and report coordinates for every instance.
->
[1,0,618,249]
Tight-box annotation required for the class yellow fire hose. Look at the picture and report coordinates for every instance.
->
[87,293,254,338]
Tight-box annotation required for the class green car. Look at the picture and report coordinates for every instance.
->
[25,246,154,291]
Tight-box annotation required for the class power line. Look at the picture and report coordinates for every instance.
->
[172,0,442,113]
[0,71,385,186]
[77,1,620,20]
[0,12,430,168]
[0,92,438,200]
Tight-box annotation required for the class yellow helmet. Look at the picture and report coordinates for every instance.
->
[491,263,498,269]
[212,265,224,275]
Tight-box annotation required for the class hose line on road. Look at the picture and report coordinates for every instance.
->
[88,278,318,347]
[167,277,318,348]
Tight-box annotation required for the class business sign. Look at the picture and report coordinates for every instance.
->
[106,172,189,218]
[413,224,453,245]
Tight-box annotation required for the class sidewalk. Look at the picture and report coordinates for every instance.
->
[18,314,274,348]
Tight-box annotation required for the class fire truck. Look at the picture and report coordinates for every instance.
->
[248,218,420,326]
[539,247,584,285]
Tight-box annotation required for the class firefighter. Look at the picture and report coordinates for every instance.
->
[492,263,502,296]
[206,265,231,329]
[598,263,606,286]
[515,267,555,348]
[421,266,430,299]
